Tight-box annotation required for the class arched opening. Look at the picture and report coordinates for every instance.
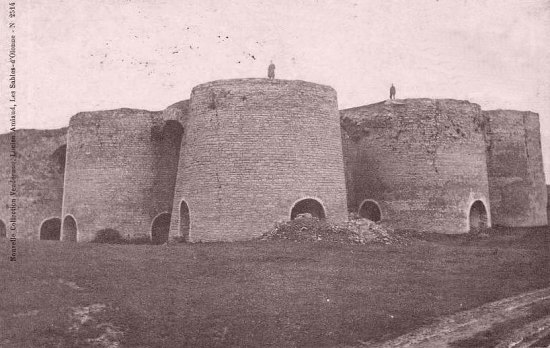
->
[358,200,382,222]
[290,198,326,220]
[162,121,184,149]
[0,220,6,238]
[469,200,488,232]
[180,200,190,242]
[62,215,77,242]
[51,145,67,174]
[151,212,171,245]
[159,121,184,207]
[152,120,185,215]
[40,218,61,240]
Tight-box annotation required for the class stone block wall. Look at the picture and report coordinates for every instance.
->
[484,110,548,227]
[4,80,548,242]
[341,99,491,233]
[169,78,349,242]
[62,109,170,241]
[0,128,66,239]
[150,101,189,220]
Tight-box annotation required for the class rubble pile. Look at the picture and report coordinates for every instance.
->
[342,215,410,245]
[261,213,410,245]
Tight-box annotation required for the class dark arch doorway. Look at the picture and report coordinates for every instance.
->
[0,220,6,238]
[162,120,184,147]
[180,200,190,242]
[51,145,67,174]
[469,200,488,232]
[62,215,77,242]
[358,200,381,222]
[290,198,326,220]
[40,218,61,240]
[151,212,171,245]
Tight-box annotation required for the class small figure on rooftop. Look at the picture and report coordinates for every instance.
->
[390,84,396,100]
[268,60,275,79]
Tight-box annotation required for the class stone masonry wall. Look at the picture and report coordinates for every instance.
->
[0,128,66,239]
[484,110,548,227]
[341,99,491,233]
[6,84,547,242]
[169,79,349,242]
[62,109,171,242]
[150,101,189,220]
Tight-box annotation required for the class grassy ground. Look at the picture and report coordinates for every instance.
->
[1,227,549,347]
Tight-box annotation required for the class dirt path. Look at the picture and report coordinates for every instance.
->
[359,287,550,348]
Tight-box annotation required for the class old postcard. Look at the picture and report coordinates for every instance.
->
[1,1,549,347]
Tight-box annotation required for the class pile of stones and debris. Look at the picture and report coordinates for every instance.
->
[260,213,410,245]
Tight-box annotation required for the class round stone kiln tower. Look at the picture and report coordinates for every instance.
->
[484,110,548,227]
[341,99,491,233]
[61,109,184,242]
[169,79,348,242]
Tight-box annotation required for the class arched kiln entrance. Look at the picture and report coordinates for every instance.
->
[51,144,67,174]
[151,212,171,245]
[180,200,190,242]
[0,220,6,238]
[40,218,61,240]
[62,215,78,242]
[469,200,488,232]
[290,198,326,220]
[162,120,184,148]
[358,200,382,222]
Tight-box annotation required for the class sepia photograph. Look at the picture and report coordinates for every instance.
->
[1,0,549,346]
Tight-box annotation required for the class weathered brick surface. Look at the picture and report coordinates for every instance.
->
[4,80,548,242]
[484,110,548,227]
[0,129,66,239]
[150,101,189,222]
[341,99,491,233]
[169,79,349,242]
[61,106,187,242]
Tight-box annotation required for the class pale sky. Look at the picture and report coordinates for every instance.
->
[1,0,549,179]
